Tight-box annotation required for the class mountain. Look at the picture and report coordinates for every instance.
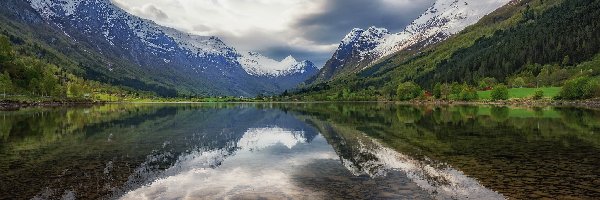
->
[239,52,319,91]
[239,52,315,77]
[306,27,390,83]
[2,0,315,97]
[310,0,512,83]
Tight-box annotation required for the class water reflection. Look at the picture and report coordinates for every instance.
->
[0,103,599,199]
[305,116,503,199]
[122,128,337,199]
[239,127,308,150]
[284,103,600,199]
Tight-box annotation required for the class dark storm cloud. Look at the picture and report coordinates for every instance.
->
[294,0,435,44]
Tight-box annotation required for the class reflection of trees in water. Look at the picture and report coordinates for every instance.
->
[1,105,193,199]
[459,106,479,119]
[396,106,423,124]
[490,106,509,122]
[556,107,600,133]
[0,105,168,146]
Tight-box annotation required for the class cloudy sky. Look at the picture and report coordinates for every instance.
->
[112,0,435,67]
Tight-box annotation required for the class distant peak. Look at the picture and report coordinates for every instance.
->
[342,28,364,41]
[246,51,263,57]
[350,28,364,33]
[364,26,390,37]
[341,26,390,45]
[238,52,314,77]
[282,55,297,63]
[366,26,386,32]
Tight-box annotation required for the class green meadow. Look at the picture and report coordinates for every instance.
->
[478,87,562,100]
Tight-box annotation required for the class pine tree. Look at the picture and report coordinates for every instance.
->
[433,83,442,99]
[29,78,40,96]
[0,35,13,63]
[0,72,12,98]
[562,55,571,66]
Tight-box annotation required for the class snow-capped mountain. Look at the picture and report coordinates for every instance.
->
[339,27,391,58]
[306,27,391,83]
[238,51,318,91]
[310,0,511,83]
[374,0,513,58]
[29,0,237,60]
[238,52,317,77]
[24,0,315,96]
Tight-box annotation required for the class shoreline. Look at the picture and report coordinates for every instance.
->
[0,100,106,111]
[2,99,600,110]
[396,99,600,108]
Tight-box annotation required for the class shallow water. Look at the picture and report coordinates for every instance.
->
[0,103,599,199]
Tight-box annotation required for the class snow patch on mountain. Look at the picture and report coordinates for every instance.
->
[238,52,315,77]
[373,0,512,58]
[30,0,83,17]
[339,27,392,60]
[29,0,58,19]
[28,0,238,58]
[161,28,237,57]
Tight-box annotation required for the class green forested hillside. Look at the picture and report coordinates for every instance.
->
[291,0,600,101]
[0,0,185,98]
[0,33,157,102]
[424,0,600,86]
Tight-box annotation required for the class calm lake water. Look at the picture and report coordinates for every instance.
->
[1,103,599,199]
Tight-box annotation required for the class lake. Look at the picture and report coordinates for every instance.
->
[1,103,599,199]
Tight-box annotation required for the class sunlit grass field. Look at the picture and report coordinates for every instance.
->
[478,87,561,100]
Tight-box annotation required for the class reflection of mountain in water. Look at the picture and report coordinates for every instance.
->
[239,127,308,150]
[304,117,504,200]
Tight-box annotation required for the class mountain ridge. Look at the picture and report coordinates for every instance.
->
[22,0,317,96]
[238,51,317,77]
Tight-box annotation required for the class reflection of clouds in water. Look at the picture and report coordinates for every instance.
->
[120,128,337,199]
[341,138,505,200]
[123,166,317,199]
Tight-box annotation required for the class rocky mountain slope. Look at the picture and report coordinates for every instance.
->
[310,0,512,83]
[7,0,316,96]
